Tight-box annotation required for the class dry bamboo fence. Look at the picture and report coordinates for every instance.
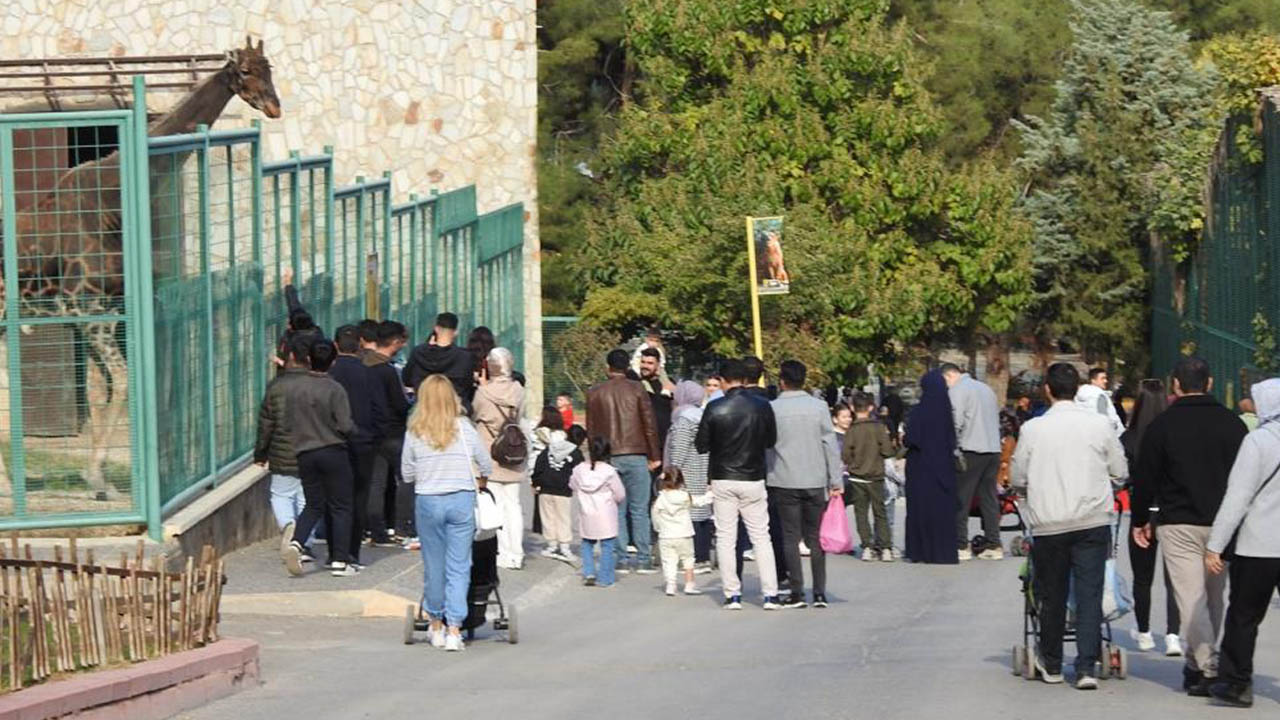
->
[0,536,225,693]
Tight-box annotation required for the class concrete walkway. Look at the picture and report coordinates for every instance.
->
[184,515,1280,720]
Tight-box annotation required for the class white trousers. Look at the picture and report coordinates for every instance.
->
[491,481,525,566]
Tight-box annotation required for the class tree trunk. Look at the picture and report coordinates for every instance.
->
[984,334,1012,408]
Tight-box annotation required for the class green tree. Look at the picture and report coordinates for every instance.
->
[1149,0,1280,39]
[537,0,627,314]
[574,0,1032,380]
[1014,0,1215,369]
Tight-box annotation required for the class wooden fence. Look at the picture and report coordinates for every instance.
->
[0,538,224,692]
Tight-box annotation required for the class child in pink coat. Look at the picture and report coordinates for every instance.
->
[570,436,626,587]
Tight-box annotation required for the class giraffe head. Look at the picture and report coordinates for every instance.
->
[227,36,281,119]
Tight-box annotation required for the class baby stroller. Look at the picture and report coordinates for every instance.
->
[967,488,1030,556]
[403,535,519,645]
[1010,498,1129,680]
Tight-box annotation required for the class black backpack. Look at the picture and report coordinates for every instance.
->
[490,405,529,466]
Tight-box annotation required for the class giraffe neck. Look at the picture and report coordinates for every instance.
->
[147,64,237,137]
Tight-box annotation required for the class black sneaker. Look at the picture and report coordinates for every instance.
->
[1183,668,1207,694]
[583,576,597,586]
[812,594,829,608]
[370,535,399,548]
[1187,678,1215,697]
[783,596,808,609]
[1209,681,1253,708]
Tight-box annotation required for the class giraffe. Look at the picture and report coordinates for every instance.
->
[0,37,281,502]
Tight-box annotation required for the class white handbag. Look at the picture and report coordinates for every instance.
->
[463,424,504,540]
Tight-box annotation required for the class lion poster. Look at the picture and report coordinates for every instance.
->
[748,216,789,295]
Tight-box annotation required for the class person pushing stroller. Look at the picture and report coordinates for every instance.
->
[1011,363,1128,690]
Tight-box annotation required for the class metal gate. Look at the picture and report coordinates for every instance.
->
[0,92,155,530]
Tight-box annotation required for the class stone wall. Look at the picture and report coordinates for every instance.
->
[1,0,543,400]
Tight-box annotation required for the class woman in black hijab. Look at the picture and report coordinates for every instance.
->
[904,370,960,564]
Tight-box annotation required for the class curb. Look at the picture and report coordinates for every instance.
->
[220,562,580,618]
[0,638,259,720]
[220,589,417,618]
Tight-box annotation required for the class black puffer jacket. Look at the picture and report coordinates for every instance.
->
[695,386,777,482]
[254,368,308,476]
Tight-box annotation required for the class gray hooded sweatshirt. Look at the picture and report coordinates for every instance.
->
[1209,379,1280,557]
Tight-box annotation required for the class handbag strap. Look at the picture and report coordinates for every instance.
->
[1239,458,1280,521]
[457,420,480,488]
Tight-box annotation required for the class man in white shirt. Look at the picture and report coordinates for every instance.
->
[1012,363,1128,691]
[1075,368,1124,437]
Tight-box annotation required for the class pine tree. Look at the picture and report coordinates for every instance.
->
[1014,0,1215,369]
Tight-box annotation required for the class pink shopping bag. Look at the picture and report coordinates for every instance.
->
[819,495,853,554]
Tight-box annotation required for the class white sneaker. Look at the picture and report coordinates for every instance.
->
[693,563,714,575]
[444,633,464,652]
[429,627,447,649]
[635,567,658,575]
[665,582,676,596]
[742,548,756,562]
[957,548,973,562]
[1034,654,1063,684]
[861,548,876,562]
[684,584,702,595]
[1164,634,1183,657]
[279,521,296,557]
[880,549,895,563]
[282,540,304,577]
[799,541,811,557]
[1075,675,1098,691]
[978,546,1004,560]
[1131,630,1156,651]
[626,545,638,555]
[402,537,420,551]
[540,547,558,559]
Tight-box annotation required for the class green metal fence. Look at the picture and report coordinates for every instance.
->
[1152,91,1280,404]
[0,78,529,535]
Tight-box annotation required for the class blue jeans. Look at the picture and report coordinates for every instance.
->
[612,454,652,567]
[269,474,305,528]
[581,537,617,587]
[415,491,475,628]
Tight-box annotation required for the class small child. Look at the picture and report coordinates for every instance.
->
[841,392,897,562]
[532,423,585,563]
[569,436,626,587]
[651,468,714,596]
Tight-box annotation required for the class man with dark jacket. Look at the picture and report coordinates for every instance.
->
[402,312,476,412]
[254,340,313,562]
[364,320,411,545]
[328,325,382,566]
[280,338,358,578]
[587,349,662,574]
[272,269,324,375]
[696,358,781,611]
[1132,356,1248,695]
[637,347,674,447]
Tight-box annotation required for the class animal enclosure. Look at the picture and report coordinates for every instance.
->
[0,78,528,535]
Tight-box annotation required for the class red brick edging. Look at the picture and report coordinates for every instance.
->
[0,637,259,720]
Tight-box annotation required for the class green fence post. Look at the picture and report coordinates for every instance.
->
[0,126,26,519]
[196,124,218,483]
[251,121,265,409]
[323,146,335,312]
[289,150,303,282]
[133,76,162,539]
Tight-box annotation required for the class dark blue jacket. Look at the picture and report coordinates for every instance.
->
[328,354,380,448]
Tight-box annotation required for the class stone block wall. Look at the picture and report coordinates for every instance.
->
[1,0,543,400]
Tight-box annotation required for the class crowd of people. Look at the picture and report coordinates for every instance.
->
[253,298,1280,696]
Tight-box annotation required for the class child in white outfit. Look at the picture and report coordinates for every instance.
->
[651,468,714,596]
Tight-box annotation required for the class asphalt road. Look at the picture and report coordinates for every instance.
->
[178,518,1280,720]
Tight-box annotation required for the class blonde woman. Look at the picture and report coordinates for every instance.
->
[471,347,528,569]
[401,375,492,652]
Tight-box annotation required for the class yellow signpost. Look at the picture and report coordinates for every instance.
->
[745,216,787,381]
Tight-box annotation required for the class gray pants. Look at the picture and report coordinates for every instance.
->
[955,451,1001,548]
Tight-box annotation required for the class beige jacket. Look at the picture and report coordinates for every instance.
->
[471,377,528,484]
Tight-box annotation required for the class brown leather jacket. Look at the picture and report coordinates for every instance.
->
[586,373,661,460]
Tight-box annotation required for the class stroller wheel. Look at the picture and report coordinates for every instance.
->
[403,604,416,645]
[1022,646,1037,681]
[507,604,519,645]
[1012,645,1025,676]
[1116,647,1128,679]
[1097,643,1112,679]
